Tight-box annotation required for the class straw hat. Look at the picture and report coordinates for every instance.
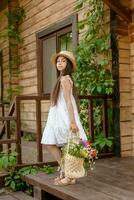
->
[51,51,77,71]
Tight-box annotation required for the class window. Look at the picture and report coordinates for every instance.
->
[37,15,77,98]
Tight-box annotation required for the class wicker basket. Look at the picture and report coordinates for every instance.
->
[63,131,85,178]
[64,154,85,178]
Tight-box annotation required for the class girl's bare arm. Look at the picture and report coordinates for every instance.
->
[61,77,78,132]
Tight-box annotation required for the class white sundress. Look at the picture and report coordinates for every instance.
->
[41,75,87,146]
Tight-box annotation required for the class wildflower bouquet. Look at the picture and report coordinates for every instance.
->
[63,136,98,178]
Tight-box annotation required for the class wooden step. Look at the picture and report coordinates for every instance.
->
[22,171,119,200]
[10,191,34,200]
[0,192,34,200]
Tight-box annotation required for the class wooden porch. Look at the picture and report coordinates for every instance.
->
[0,157,134,200]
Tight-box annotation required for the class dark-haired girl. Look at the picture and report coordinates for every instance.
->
[41,51,87,185]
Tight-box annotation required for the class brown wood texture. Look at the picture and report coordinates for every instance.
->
[22,157,134,200]
[117,16,132,157]
[0,195,17,200]
[103,0,132,23]
[0,139,16,144]
[10,191,34,200]
[0,100,15,139]
[15,97,22,164]
[0,191,34,200]
[36,99,43,162]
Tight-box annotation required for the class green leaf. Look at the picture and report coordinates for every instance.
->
[74,1,84,11]
[10,181,16,190]
[106,140,113,147]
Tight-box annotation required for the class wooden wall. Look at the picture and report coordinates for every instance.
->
[129,0,134,157]
[118,0,134,157]
[118,27,132,157]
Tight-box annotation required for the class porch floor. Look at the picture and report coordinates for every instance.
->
[21,157,134,200]
[0,157,134,200]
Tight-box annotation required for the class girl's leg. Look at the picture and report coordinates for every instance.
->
[46,145,62,165]
[45,145,64,181]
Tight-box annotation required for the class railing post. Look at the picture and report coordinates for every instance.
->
[6,120,11,151]
[88,99,94,142]
[103,99,108,137]
[2,103,4,124]
[15,96,22,164]
[36,97,43,162]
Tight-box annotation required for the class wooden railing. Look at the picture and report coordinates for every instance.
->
[0,101,10,151]
[79,95,113,157]
[79,95,111,142]
[15,95,46,164]
[0,100,15,139]
[0,95,113,166]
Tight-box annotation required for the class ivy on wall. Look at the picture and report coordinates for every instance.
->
[74,0,114,95]
[0,5,25,101]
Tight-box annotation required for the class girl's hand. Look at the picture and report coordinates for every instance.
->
[70,122,79,133]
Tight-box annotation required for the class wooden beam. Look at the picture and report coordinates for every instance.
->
[103,0,132,23]
[0,0,8,11]
[0,139,16,144]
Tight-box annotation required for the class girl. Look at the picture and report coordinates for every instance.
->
[41,51,87,186]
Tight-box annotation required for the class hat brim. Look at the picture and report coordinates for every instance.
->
[51,52,76,71]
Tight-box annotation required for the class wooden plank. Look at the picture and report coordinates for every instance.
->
[21,86,38,95]
[11,191,34,200]
[0,195,17,200]
[120,78,131,92]
[34,186,42,200]
[0,99,15,139]
[0,116,16,121]
[88,100,94,142]
[6,120,11,150]
[19,60,36,72]
[19,77,37,88]
[103,0,132,23]
[15,97,22,164]
[0,139,16,144]
[36,99,43,162]
[20,0,75,33]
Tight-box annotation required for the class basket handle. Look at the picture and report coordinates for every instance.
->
[67,130,80,154]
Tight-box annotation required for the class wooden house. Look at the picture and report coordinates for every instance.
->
[0,0,134,161]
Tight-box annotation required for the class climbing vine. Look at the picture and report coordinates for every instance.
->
[74,0,114,150]
[0,6,25,101]
[74,0,114,95]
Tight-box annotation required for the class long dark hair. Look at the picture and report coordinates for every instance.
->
[51,57,79,107]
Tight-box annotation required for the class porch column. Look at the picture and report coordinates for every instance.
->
[129,0,134,157]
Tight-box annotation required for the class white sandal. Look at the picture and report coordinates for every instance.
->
[54,177,76,186]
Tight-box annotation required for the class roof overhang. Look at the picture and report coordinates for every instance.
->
[0,0,8,11]
[103,0,132,23]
